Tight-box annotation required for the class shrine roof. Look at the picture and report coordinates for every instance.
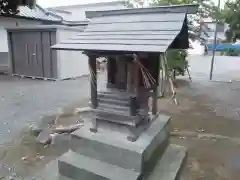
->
[52,4,198,53]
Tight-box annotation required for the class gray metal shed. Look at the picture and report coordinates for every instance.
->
[7,25,89,80]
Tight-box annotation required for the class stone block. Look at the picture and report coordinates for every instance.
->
[70,114,170,173]
[58,150,140,180]
[51,133,71,146]
[147,144,187,180]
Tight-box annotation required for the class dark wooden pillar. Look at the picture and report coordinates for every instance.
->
[127,62,134,93]
[107,57,116,88]
[152,86,158,115]
[88,55,97,109]
[152,54,161,115]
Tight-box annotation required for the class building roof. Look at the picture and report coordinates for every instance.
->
[47,1,126,10]
[52,4,198,53]
[0,4,62,22]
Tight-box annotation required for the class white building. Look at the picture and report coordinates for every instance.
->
[47,1,126,22]
[201,18,229,43]
[0,5,62,73]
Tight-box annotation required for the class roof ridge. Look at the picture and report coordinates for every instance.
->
[86,4,198,19]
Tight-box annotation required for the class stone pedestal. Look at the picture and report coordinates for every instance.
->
[34,114,187,180]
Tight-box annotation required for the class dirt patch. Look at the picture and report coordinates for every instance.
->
[159,79,240,180]
[0,100,89,179]
[159,79,240,138]
[174,137,240,180]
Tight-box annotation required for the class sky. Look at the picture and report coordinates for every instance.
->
[38,0,226,8]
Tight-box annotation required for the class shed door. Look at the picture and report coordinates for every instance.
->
[27,32,44,77]
[11,32,29,75]
[41,31,57,79]
[11,31,44,77]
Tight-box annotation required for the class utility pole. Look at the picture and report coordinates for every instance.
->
[209,0,221,80]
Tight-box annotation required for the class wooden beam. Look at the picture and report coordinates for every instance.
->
[88,55,97,109]
[152,55,161,115]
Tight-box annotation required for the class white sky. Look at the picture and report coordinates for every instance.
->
[37,0,226,8]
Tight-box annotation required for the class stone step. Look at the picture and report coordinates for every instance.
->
[96,115,139,126]
[146,144,187,180]
[98,97,129,107]
[98,92,132,101]
[70,114,170,173]
[95,107,139,126]
[98,102,129,113]
[58,150,140,180]
[28,160,73,180]
[93,107,133,118]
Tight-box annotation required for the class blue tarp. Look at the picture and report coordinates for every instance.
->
[207,43,240,50]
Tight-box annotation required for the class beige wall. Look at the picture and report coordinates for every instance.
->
[57,28,89,80]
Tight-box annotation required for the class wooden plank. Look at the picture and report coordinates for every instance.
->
[86,21,183,32]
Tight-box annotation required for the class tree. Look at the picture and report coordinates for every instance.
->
[126,0,222,42]
[224,0,240,42]
[0,0,35,15]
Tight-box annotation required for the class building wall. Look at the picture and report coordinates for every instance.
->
[201,21,228,43]
[0,17,41,70]
[57,28,89,79]
[51,3,126,21]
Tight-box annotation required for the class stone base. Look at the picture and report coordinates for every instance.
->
[32,114,187,180]
[32,145,186,180]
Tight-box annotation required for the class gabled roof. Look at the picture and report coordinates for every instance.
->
[52,4,198,53]
[0,5,62,22]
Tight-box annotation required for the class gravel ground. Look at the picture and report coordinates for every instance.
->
[0,75,90,145]
[0,55,240,179]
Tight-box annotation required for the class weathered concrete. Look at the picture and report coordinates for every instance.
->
[59,150,140,180]
[33,143,186,180]
[69,114,170,173]
[187,55,240,81]
[147,144,187,180]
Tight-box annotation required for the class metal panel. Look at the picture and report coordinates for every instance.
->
[41,31,53,78]
[62,39,173,45]
[91,13,186,24]
[76,31,179,36]
[17,5,61,22]
[52,5,191,52]
[70,34,176,40]
[52,43,167,52]
[50,31,58,79]
[86,21,183,32]
[27,32,44,77]
[11,32,29,75]
[86,4,198,18]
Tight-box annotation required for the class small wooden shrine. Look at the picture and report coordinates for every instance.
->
[47,4,198,180]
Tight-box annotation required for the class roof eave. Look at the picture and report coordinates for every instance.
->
[0,14,61,23]
[86,4,199,18]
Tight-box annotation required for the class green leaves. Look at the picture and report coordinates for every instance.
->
[0,0,35,15]
[223,0,240,42]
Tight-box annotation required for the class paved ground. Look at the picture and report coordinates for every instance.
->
[188,55,240,81]
[0,75,90,145]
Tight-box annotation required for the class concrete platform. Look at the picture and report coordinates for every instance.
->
[32,144,186,180]
[70,114,170,172]
[30,114,187,180]
[59,150,140,180]
[147,144,187,180]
